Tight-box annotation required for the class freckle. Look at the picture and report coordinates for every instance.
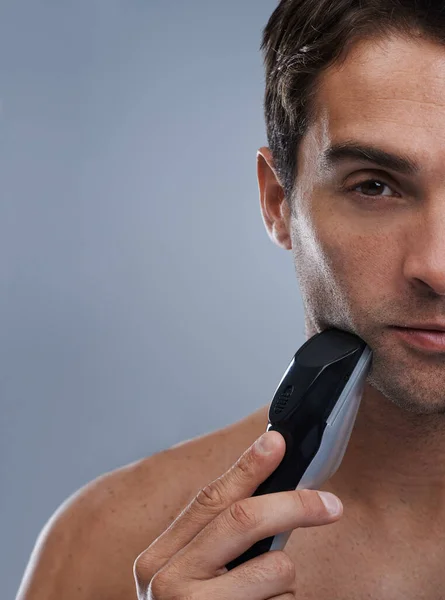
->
[163,503,168,509]
[142,503,147,509]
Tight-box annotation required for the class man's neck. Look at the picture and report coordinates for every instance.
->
[326,383,445,536]
[250,381,445,537]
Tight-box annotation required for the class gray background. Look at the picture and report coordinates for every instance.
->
[1,1,306,597]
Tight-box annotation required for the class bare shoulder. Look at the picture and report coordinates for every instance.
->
[16,408,266,600]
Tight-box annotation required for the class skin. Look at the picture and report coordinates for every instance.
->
[16,31,445,600]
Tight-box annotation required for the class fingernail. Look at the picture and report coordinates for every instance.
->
[318,491,342,515]
[255,432,274,454]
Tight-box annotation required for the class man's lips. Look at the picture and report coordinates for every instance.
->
[391,326,445,352]
[394,322,445,332]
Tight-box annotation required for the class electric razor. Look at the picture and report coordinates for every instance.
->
[226,327,372,571]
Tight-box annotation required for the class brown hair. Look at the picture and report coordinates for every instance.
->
[261,0,445,204]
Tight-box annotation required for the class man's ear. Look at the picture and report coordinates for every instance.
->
[257,147,292,250]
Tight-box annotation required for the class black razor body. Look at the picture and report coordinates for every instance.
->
[226,328,372,570]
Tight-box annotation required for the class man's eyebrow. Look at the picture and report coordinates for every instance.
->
[321,141,420,175]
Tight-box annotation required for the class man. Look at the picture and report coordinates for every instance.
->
[16,0,445,598]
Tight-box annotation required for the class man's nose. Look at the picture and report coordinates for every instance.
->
[402,207,445,296]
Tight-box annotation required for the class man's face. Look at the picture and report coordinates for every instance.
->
[269,33,445,414]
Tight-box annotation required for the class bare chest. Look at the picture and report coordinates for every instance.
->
[284,517,445,600]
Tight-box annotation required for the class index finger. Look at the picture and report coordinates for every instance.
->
[145,431,285,566]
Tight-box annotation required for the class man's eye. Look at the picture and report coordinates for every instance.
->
[348,179,396,197]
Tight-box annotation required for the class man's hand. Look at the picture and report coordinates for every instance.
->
[133,430,343,599]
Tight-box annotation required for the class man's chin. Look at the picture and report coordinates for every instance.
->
[366,349,445,416]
